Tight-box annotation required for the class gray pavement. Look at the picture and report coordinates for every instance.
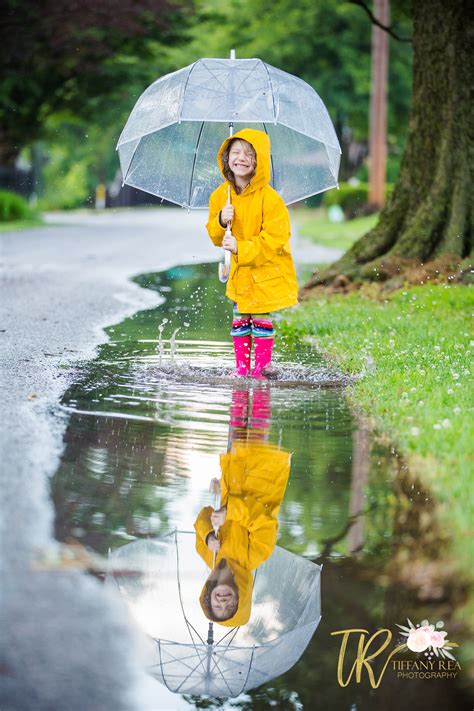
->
[0,207,340,710]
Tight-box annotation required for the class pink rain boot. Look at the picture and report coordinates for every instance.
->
[232,335,251,377]
[251,337,274,379]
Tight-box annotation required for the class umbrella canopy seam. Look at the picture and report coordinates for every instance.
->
[187,122,205,207]
[262,62,278,123]
[178,61,198,124]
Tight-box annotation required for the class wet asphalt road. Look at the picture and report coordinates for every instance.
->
[0,208,341,711]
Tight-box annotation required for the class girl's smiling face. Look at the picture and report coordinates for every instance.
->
[210,583,238,620]
[228,139,256,181]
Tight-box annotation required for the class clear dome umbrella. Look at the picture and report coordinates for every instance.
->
[106,530,322,698]
[116,51,341,280]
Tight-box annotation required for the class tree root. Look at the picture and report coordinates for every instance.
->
[299,253,472,299]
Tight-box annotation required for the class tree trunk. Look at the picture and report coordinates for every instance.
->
[304,0,473,288]
[0,127,21,167]
[368,0,389,208]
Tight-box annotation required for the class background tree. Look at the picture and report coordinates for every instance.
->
[1,0,413,209]
[303,0,472,289]
[0,0,191,166]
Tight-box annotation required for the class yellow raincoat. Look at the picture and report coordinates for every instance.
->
[194,441,291,626]
[206,128,299,314]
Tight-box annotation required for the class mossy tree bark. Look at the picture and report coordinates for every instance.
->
[306,0,473,287]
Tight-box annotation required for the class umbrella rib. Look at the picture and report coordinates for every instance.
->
[150,649,207,670]
[240,644,257,693]
[262,62,278,123]
[188,122,205,207]
[155,634,282,692]
[209,648,260,673]
[156,639,176,694]
[214,626,239,647]
[208,657,236,697]
[230,60,262,104]
[194,62,258,119]
[183,63,236,118]
[122,139,142,182]
[323,141,339,180]
[207,644,257,697]
[199,62,233,94]
[178,62,198,123]
[174,655,210,694]
[174,529,207,647]
[262,123,276,187]
[182,619,206,648]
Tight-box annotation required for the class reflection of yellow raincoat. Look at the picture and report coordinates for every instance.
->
[194,441,291,626]
[206,128,298,314]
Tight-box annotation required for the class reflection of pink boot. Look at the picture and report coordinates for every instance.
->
[230,388,249,427]
[251,337,274,379]
[250,385,271,430]
[232,335,251,377]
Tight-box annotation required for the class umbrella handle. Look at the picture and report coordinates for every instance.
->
[209,477,221,517]
[218,230,232,283]
[209,477,221,539]
[218,186,233,283]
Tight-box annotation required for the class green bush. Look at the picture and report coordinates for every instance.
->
[0,190,36,222]
[323,182,393,218]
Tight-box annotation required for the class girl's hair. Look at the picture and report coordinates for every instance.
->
[221,138,256,187]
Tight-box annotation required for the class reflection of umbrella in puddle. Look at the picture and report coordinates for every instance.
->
[107,530,321,697]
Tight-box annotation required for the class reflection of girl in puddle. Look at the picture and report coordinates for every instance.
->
[194,385,291,626]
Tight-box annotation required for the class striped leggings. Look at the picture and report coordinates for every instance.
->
[230,303,275,339]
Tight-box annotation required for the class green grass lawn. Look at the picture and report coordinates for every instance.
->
[280,284,473,579]
[290,207,378,252]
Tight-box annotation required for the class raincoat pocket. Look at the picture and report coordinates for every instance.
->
[251,264,284,303]
[251,265,282,283]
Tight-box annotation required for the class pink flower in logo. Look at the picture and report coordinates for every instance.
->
[429,630,447,648]
[407,627,431,653]
[419,624,434,635]
[396,618,457,660]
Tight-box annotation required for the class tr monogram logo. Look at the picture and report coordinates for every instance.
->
[331,628,406,689]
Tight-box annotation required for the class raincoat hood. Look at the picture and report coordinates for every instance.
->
[217,128,271,193]
[199,557,253,627]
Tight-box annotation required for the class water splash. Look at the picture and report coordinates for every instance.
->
[170,328,180,365]
[137,360,351,389]
[157,318,169,366]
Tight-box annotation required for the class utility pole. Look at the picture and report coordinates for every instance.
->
[368,0,390,207]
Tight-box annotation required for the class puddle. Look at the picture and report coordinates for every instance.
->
[49,263,471,709]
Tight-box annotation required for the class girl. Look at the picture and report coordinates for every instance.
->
[206,128,298,378]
